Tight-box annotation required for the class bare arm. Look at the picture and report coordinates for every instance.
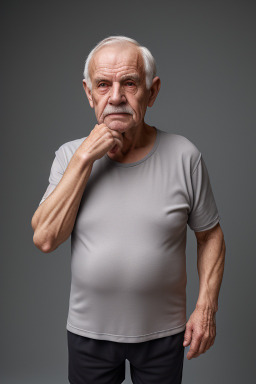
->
[196,222,226,311]
[183,223,226,359]
[31,151,93,253]
[31,124,124,253]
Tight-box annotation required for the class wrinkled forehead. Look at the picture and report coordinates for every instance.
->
[89,43,145,79]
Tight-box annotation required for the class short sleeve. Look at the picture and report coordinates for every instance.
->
[187,154,220,231]
[38,147,65,206]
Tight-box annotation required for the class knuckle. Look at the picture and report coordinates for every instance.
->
[105,131,113,140]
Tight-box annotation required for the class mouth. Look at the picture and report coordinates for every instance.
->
[107,113,129,116]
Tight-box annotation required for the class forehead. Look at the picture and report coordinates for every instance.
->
[89,43,145,79]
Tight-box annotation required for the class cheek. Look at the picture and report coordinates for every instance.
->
[94,97,107,113]
[129,97,147,116]
[92,89,107,104]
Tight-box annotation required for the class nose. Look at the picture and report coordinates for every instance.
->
[108,82,126,105]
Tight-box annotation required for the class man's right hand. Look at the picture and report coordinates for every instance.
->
[78,124,124,163]
[32,123,122,252]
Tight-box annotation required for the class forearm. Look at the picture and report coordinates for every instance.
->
[32,152,93,252]
[196,232,226,312]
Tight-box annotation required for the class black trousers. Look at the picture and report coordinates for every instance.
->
[67,330,185,384]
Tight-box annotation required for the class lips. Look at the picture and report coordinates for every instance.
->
[108,113,128,115]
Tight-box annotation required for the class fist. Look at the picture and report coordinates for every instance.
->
[79,123,124,163]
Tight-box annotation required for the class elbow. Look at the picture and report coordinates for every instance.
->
[33,231,55,253]
[32,213,56,253]
[31,214,38,232]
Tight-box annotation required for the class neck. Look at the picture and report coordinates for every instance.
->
[121,121,152,153]
[108,121,157,162]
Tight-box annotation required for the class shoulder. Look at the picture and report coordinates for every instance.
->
[55,136,88,169]
[160,131,200,154]
[159,131,201,172]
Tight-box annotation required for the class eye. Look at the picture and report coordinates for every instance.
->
[98,82,107,87]
[126,82,135,86]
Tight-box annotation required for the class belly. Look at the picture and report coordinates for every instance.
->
[71,241,186,298]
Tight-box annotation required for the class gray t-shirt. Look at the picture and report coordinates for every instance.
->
[39,128,220,343]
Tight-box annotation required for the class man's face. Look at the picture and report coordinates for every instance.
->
[83,44,153,133]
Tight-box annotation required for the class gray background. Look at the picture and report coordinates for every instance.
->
[1,0,256,383]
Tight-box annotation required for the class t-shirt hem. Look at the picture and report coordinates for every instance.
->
[66,321,186,343]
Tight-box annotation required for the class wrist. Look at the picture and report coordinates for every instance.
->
[74,149,94,167]
[196,301,218,313]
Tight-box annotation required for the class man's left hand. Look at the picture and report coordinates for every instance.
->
[183,304,217,360]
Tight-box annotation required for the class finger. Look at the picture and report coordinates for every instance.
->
[114,138,123,151]
[183,324,192,347]
[108,127,124,137]
[190,352,200,359]
[197,334,209,356]
[186,331,203,360]
[208,327,216,348]
[204,337,212,352]
[110,130,124,140]
[108,137,123,153]
[198,331,216,355]
[209,334,216,349]
[109,131,124,149]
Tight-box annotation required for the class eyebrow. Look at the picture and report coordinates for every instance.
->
[94,73,140,84]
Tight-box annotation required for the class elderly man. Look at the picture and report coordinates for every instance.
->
[31,35,226,384]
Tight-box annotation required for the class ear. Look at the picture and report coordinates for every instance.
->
[147,77,161,108]
[82,80,94,108]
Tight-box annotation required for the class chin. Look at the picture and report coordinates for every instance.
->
[107,122,131,133]
[104,115,134,131]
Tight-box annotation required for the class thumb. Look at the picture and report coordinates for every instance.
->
[183,324,192,347]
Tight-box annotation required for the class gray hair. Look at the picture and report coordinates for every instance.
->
[83,35,157,91]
